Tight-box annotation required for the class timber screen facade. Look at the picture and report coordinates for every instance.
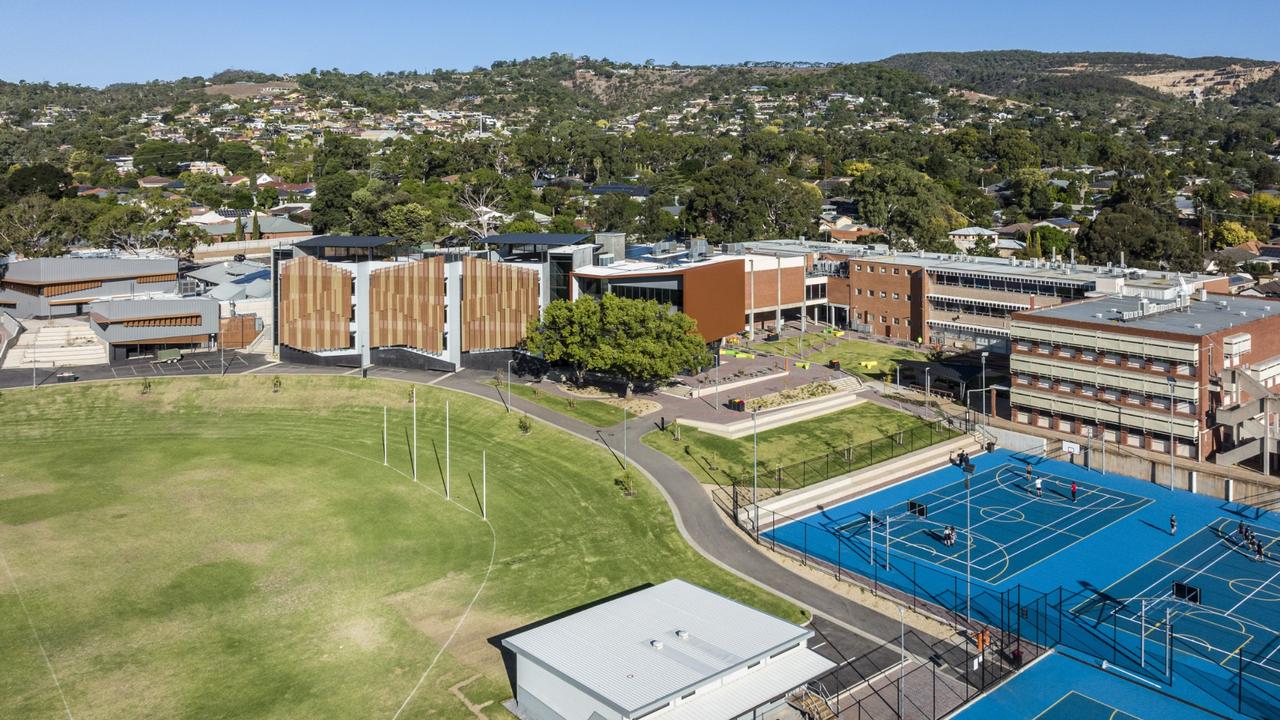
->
[279,255,353,352]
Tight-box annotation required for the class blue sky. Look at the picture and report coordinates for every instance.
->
[2,0,1277,86]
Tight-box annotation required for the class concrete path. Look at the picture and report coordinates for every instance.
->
[436,369,963,674]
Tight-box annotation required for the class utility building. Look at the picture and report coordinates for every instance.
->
[501,579,834,720]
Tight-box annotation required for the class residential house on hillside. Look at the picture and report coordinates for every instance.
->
[948,226,999,252]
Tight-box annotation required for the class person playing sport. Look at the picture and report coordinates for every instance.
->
[1169,514,1177,536]
[1034,475,1043,498]
[1070,481,1078,503]
[1255,540,1265,562]
[1025,463,1033,492]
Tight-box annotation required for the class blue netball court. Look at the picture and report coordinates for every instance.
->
[761,448,1280,719]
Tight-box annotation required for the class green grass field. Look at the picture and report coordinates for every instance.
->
[643,402,955,491]
[493,381,633,428]
[749,333,927,379]
[0,376,798,720]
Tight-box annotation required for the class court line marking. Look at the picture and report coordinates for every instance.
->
[1080,520,1231,617]
[812,463,1151,584]
[1227,565,1280,615]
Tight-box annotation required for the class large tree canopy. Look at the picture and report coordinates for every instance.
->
[682,159,819,243]
[525,294,712,389]
[1076,203,1199,272]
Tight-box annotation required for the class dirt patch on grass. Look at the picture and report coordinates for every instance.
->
[333,615,390,652]
[386,572,528,676]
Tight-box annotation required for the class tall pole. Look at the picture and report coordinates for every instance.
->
[383,406,387,466]
[445,400,451,499]
[412,386,418,482]
[980,352,988,420]
[482,450,487,520]
[1168,377,1176,490]
[506,359,513,413]
[775,255,783,335]
[623,404,628,470]
[898,605,906,717]
[752,409,759,541]
[925,367,931,410]
[966,468,972,620]
[714,360,720,409]
[1140,599,1147,667]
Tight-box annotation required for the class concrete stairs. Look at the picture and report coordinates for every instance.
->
[788,689,836,720]
[1214,368,1280,466]
[1,321,108,369]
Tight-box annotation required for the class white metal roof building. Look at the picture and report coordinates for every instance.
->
[501,579,834,720]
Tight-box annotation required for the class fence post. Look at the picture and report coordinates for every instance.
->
[1238,646,1244,715]
[912,561,918,610]
[1057,586,1063,644]
[836,533,841,582]
[803,522,809,566]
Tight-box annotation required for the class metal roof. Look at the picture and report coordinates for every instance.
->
[1020,294,1280,336]
[481,233,591,247]
[651,649,833,720]
[0,256,177,284]
[294,235,399,249]
[501,579,813,715]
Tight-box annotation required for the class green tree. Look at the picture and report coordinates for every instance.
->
[312,171,360,233]
[847,164,961,250]
[1211,221,1257,249]
[382,203,435,244]
[589,193,640,233]
[596,294,713,393]
[525,294,712,392]
[132,140,191,176]
[250,214,261,240]
[1077,204,1198,272]
[234,217,245,243]
[212,142,263,174]
[523,295,606,385]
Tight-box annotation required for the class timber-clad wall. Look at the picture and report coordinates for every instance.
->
[369,257,445,353]
[279,255,353,351]
[461,256,538,351]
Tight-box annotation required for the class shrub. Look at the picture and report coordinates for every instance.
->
[517,414,532,435]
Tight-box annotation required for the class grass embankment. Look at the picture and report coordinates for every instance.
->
[749,333,928,380]
[0,376,797,720]
[497,381,634,428]
[644,402,956,492]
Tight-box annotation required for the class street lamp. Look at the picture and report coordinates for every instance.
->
[752,409,759,541]
[1167,375,1176,491]
[980,351,989,420]
[506,358,514,413]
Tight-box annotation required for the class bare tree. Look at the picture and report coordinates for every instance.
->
[457,181,505,240]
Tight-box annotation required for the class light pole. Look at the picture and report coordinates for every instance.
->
[714,357,720,410]
[924,366,932,411]
[752,409,759,541]
[980,351,989,420]
[1167,375,1176,490]
[622,403,628,470]
[506,358,514,413]
[964,461,973,620]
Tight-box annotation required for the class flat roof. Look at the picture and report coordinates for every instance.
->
[1018,294,1280,336]
[294,235,398,249]
[501,579,813,715]
[736,240,1220,290]
[481,233,591,247]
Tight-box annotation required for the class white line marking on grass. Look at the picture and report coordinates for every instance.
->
[391,521,496,720]
[0,543,75,720]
